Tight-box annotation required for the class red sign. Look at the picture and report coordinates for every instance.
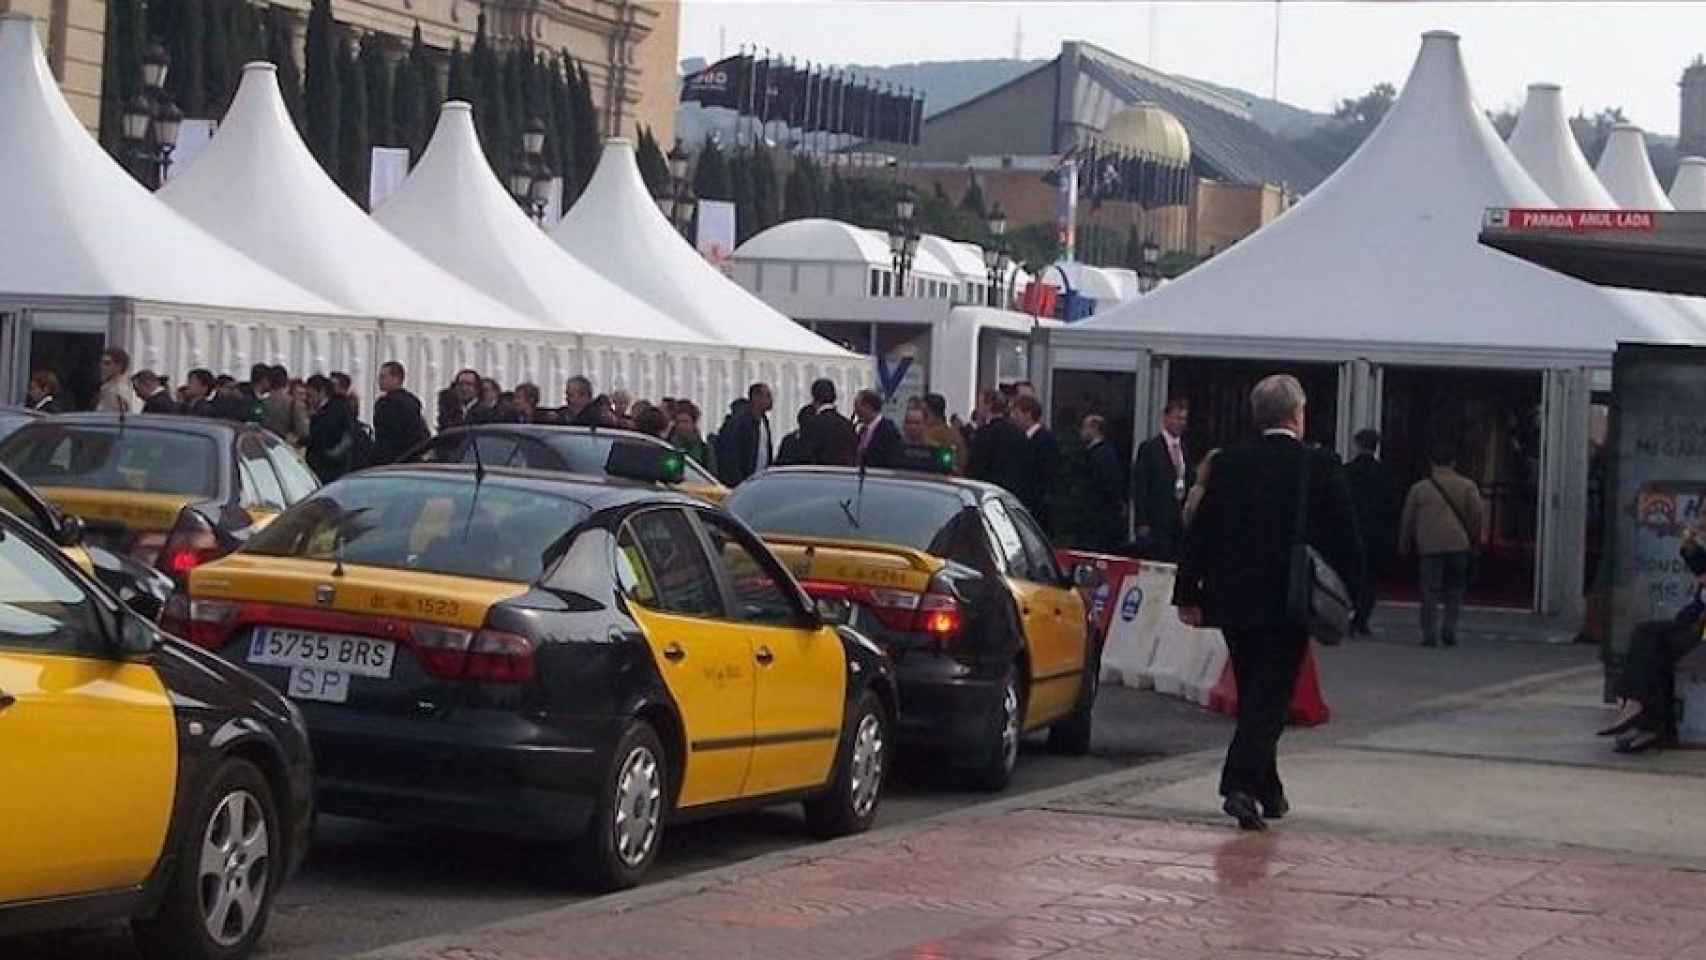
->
[1491,208,1658,232]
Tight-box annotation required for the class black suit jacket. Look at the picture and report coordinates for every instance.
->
[800,408,857,467]
[141,390,178,415]
[306,396,355,483]
[720,410,774,485]
[1132,433,1193,559]
[857,417,903,469]
[1084,440,1127,518]
[968,416,1029,499]
[372,388,430,466]
[1345,453,1398,558]
[1022,426,1059,531]
[1174,433,1365,632]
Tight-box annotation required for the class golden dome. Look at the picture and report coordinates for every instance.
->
[1102,102,1191,163]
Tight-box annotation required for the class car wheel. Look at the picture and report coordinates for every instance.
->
[578,719,667,892]
[132,758,280,960]
[1048,641,1101,756]
[803,689,888,838]
[967,664,1023,792]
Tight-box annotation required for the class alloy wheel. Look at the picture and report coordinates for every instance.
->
[612,746,662,867]
[1000,675,1021,772]
[197,790,270,947]
[849,711,885,818]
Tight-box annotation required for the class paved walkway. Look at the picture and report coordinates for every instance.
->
[366,807,1706,960]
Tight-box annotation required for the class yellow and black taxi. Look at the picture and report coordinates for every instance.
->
[403,424,729,503]
[179,450,895,890]
[725,455,1100,791]
[0,414,319,590]
[0,502,313,959]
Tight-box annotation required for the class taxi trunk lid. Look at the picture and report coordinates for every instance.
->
[36,486,200,559]
[760,535,961,651]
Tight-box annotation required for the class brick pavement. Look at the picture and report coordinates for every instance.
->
[370,807,1706,960]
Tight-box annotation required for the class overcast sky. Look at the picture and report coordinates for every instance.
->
[678,2,1706,135]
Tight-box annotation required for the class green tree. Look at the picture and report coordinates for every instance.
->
[959,177,986,218]
[360,32,393,147]
[751,145,779,234]
[391,39,424,163]
[225,0,265,86]
[409,25,438,156]
[303,0,340,172]
[1485,104,1519,140]
[1287,80,1397,174]
[98,0,143,152]
[1571,106,1628,165]
[202,0,230,115]
[693,136,732,201]
[549,55,578,212]
[636,125,670,196]
[569,59,602,198]
[336,32,369,204]
[1123,223,1141,267]
[730,149,758,243]
[1006,222,1060,275]
[263,6,304,128]
[172,0,207,115]
[447,38,468,101]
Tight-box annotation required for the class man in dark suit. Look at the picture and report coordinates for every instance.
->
[1345,428,1397,636]
[1078,414,1128,552]
[719,383,775,485]
[1011,394,1058,532]
[798,379,857,467]
[1131,398,1193,560]
[304,374,355,484]
[1174,375,1364,832]
[852,389,902,469]
[775,404,813,466]
[134,370,178,414]
[968,390,1029,500]
[371,361,430,465]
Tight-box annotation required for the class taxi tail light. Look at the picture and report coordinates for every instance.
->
[864,587,923,632]
[918,577,964,648]
[155,509,224,587]
[802,578,962,647]
[408,623,536,683]
[184,598,242,649]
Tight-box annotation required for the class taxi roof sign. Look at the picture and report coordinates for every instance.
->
[605,442,685,485]
[893,443,955,475]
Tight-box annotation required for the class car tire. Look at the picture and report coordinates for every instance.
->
[967,663,1023,792]
[1048,640,1101,756]
[803,688,888,838]
[132,758,281,960]
[577,719,668,893]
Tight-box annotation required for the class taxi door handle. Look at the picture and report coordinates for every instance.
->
[755,646,775,666]
[662,643,686,663]
[0,689,14,711]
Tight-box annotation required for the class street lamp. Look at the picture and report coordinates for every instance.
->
[1139,237,1162,292]
[508,118,555,225]
[657,139,696,240]
[888,189,919,297]
[121,39,181,189]
[983,204,1009,307]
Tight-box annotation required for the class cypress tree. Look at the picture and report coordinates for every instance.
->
[570,59,601,196]
[731,149,758,243]
[549,55,577,211]
[359,33,392,147]
[751,145,779,233]
[960,177,986,218]
[98,0,143,153]
[410,26,438,156]
[636,125,669,196]
[227,0,264,81]
[202,0,230,116]
[470,12,497,155]
[447,38,468,101]
[498,47,525,183]
[302,0,339,170]
[177,0,207,115]
[693,136,732,201]
[336,32,369,204]
[263,6,304,128]
[827,170,851,220]
[391,40,423,165]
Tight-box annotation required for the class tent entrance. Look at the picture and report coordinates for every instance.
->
[1378,366,1542,610]
[1166,357,1341,454]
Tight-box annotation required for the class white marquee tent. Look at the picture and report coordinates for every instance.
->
[1046,29,1703,619]
[1506,83,1617,208]
[554,140,866,417]
[160,62,556,404]
[0,13,353,400]
[1595,124,1674,210]
[1671,156,1706,210]
[373,102,736,407]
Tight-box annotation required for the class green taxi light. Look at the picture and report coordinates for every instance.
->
[894,443,954,475]
[606,443,685,485]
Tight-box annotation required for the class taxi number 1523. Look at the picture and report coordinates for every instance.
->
[367,594,461,619]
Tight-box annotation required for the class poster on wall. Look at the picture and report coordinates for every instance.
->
[877,326,930,417]
[1604,344,1706,678]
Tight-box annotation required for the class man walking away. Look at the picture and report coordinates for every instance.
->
[371,361,430,466]
[1345,429,1397,636]
[1011,395,1058,532]
[1398,439,1484,649]
[135,370,177,414]
[968,390,1029,499]
[853,389,902,469]
[96,347,139,413]
[1079,414,1128,553]
[799,379,857,467]
[923,393,968,474]
[1174,375,1363,831]
[1131,398,1192,560]
[720,383,776,485]
[304,374,355,483]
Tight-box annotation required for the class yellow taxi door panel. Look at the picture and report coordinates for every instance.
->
[1030,584,1087,724]
[746,625,844,796]
[626,606,754,807]
[985,500,1082,728]
[0,653,177,901]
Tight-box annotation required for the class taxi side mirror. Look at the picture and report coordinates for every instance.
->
[54,513,83,547]
[115,614,157,655]
[1071,563,1097,590]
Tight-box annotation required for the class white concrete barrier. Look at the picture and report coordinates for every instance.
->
[1100,561,1230,707]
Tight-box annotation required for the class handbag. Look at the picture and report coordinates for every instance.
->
[1286,452,1353,646]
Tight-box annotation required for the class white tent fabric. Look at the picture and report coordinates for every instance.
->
[1069,30,1699,357]
[1506,83,1616,208]
[554,140,856,359]
[1596,124,1674,210]
[373,102,715,346]
[737,219,891,266]
[920,235,987,283]
[0,15,338,313]
[159,63,541,330]
[1671,157,1706,210]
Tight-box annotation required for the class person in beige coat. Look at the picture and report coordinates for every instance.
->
[1398,439,1486,648]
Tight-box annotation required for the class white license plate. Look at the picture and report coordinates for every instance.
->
[249,628,396,679]
[287,666,350,703]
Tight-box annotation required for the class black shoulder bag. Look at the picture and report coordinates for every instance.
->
[1286,452,1353,646]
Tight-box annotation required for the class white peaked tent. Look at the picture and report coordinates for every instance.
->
[0,13,352,398]
[160,63,554,398]
[1671,157,1706,210]
[373,102,735,406]
[1596,124,1674,210]
[1048,30,1701,620]
[554,139,866,418]
[1506,83,1616,208]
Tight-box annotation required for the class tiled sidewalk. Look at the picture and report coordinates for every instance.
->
[371,808,1706,960]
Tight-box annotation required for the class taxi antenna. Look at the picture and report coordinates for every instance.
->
[461,438,486,545]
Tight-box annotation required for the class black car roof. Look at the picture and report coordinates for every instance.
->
[355,463,706,513]
[436,423,671,447]
[739,465,998,506]
[19,412,257,440]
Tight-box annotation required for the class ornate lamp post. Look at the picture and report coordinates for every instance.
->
[888,190,919,297]
[654,139,697,240]
[982,204,1009,307]
[121,40,182,189]
[508,117,555,225]
[1139,237,1162,292]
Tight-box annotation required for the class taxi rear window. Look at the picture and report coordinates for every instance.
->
[0,425,219,498]
[245,474,591,583]
[726,473,965,553]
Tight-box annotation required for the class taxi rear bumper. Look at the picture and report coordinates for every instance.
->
[889,652,1006,757]
[302,704,619,840]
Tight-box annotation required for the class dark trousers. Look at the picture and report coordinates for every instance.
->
[1620,620,1701,737]
[1419,552,1471,645]
[1220,626,1309,801]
